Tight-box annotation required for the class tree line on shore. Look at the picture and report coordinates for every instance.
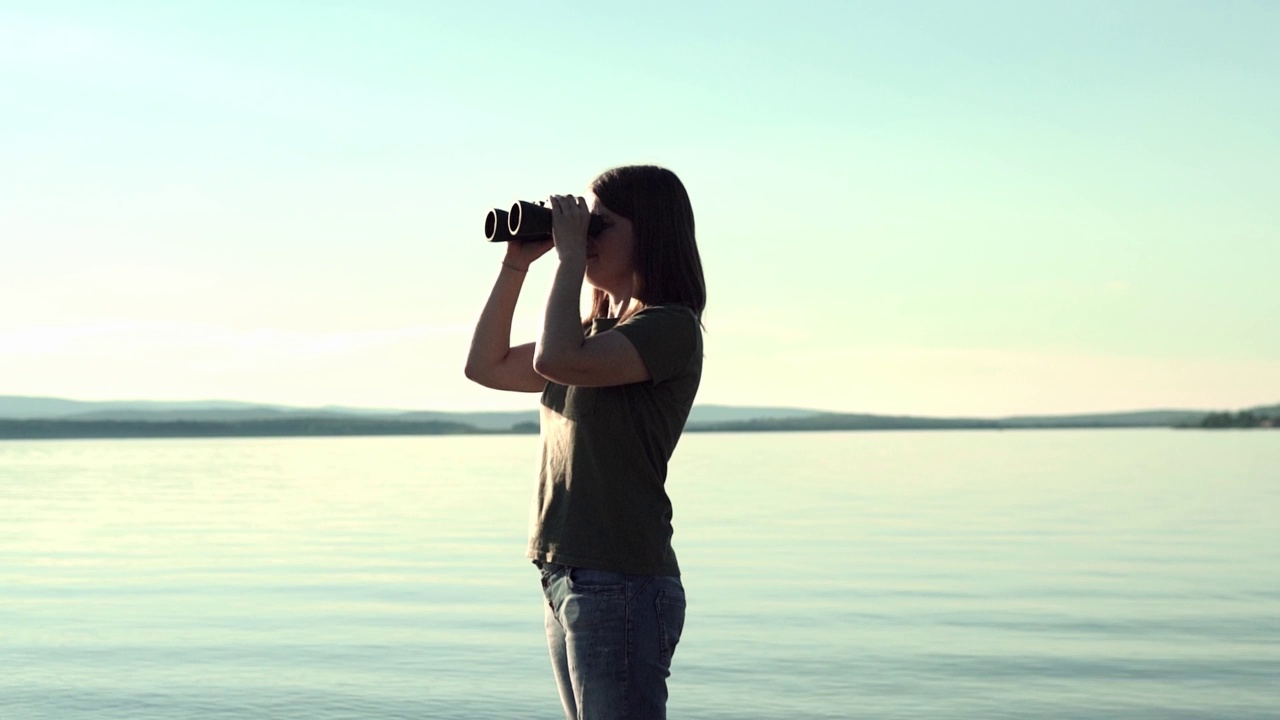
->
[0,417,486,439]
[1194,411,1276,429]
[1,404,1275,440]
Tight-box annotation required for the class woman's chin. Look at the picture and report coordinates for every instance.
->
[584,266,633,297]
[584,273,614,294]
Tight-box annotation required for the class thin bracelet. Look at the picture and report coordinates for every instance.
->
[501,261,527,273]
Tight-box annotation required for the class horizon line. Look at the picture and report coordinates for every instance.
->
[2,393,1275,420]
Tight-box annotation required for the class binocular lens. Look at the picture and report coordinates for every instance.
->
[484,209,513,242]
[483,200,605,242]
[508,201,551,238]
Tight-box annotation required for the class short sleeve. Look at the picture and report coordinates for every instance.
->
[612,305,700,385]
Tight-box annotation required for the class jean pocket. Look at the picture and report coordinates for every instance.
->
[655,587,686,668]
[536,560,557,589]
[567,566,627,594]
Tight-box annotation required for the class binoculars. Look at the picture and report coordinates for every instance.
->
[484,200,605,242]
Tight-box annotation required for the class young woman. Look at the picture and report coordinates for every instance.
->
[465,165,706,719]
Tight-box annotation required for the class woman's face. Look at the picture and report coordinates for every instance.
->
[585,197,635,295]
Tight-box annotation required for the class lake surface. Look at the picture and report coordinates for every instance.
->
[1,430,1277,719]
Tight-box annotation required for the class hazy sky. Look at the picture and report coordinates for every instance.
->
[3,1,1277,415]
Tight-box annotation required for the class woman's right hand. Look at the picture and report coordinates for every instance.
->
[503,237,554,272]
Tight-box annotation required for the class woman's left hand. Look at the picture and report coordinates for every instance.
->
[549,194,591,262]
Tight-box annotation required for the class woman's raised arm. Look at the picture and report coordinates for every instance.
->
[463,240,553,392]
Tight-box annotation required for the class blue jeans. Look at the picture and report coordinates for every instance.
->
[536,561,686,720]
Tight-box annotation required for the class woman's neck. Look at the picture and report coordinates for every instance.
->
[604,275,638,319]
[607,295,634,320]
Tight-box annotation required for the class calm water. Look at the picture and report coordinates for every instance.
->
[1,431,1277,719]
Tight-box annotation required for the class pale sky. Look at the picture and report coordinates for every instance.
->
[2,1,1277,416]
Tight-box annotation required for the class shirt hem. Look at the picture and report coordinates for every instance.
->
[526,547,680,577]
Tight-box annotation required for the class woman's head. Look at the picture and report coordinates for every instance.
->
[586,165,706,321]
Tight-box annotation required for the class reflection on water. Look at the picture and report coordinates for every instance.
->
[1,431,1278,719]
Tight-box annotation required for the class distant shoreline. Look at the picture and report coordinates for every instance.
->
[2,397,1275,440]
[0,416,1273,441]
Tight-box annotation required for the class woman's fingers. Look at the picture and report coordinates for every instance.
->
[549,194,588,215]
[549,195,589,225]
[548,193,590,261]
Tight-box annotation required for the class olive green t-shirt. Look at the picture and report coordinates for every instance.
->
[527,304,703,576]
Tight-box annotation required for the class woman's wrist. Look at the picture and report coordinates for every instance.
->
[501,260,528,273]
[554,247,587,265]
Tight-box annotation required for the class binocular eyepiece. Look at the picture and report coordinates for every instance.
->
[484,201,605,243]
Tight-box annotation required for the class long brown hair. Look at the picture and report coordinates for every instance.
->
[586,165,706,323]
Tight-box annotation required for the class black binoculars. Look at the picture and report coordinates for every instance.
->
[484,201,605,243]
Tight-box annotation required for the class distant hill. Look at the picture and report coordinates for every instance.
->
[0,417,478,440]
[1,395,1275,440]
[395,405,821,430]
[1191,402,1280,429]
[686,409,1215,433]
[391,410,536,431]
[0,397,291,419]
[1247,403,1280,417]
[0,396,821,431]
[67,407,316,422]
[687,413,999,432]
[996,410,1209,428]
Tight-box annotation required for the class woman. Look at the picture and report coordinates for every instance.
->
[464,165,706,719]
